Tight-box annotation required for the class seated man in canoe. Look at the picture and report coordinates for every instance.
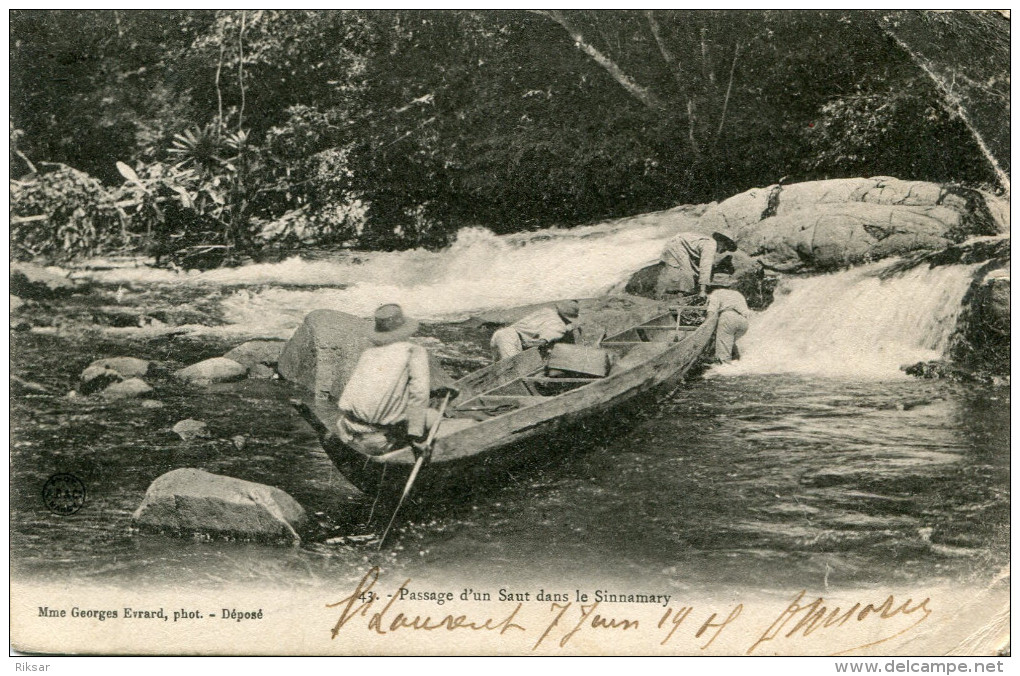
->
[490,300,582,362]
[336,304,458,456]
[656,230,739,302]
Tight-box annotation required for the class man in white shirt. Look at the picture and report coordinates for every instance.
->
[656,230,738,300]
[490,300,581,362]
[706,275,750,363]
[336,304,443,456]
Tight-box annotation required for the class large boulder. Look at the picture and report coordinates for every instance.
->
[132,468,306,544]
[223,340,286,370]
[277,309,371,400]
[745,202,968,271]
[698,178,999,272]
[9,264,79,300]
[175,357,247,385]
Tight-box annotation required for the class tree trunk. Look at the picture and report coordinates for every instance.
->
[534,10,665,111]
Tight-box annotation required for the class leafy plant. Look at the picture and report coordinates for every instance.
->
[10,164,124,262]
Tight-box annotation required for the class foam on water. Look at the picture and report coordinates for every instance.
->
[76,209,699,334]
[712,261,979,379]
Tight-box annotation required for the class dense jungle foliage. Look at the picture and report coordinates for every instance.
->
[9,10,1010,262]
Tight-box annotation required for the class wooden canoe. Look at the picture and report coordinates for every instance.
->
[294,307,718,498]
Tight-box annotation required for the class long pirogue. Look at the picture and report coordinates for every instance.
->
[294,307,718,498]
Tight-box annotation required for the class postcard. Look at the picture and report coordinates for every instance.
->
[10,9,1010,658]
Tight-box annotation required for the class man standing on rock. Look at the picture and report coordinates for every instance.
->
[706,275,750,363]
[336,304,448,456]
[490,300,581,361]
[656,230,739,301]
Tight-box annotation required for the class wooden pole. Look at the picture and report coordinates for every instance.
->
[377,392,451,550]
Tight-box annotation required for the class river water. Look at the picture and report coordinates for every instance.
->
[9,215,1009,594]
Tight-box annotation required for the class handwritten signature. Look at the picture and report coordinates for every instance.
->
[327,568,932,655]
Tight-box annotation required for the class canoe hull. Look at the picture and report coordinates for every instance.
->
[297,312,718,498]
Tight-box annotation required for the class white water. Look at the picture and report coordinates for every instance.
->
[76,209,699,334]
[72,210,978,378]
[714,261,979,379]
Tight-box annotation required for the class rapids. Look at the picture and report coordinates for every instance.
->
[10,215,1008,594]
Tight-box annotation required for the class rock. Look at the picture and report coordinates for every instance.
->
[278,309,372,400]
[699,178,999,272]
[224,340,286,369]
[247,363,276,379]
[80,357,154,395]
[101,378,153,399]
[9,264,79,300]
[11,375,49,396]
[132,468,306,544]
[141,399,165,409]
[10,295,25,312]
[172,419,210,441]
[175,357,247,385]
[746,202,970,271]
[85,357,152,380]
[622,262,664,298]
[79,366,124,395]
[230,435,248,451]
[952,264,1010,375]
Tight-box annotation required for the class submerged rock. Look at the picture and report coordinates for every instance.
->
[101,378,153,399]
[278,309,371,400]
[172,419,210,441]
[132,468,306,544]
[223,340,286,370]
[175,357,247,385]
[11,375,49,396]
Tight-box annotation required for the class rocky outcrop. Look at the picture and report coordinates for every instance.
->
[277,309,371,400]
[699,177,999,272]
[223,340,286,371]
[132,468,306,544]
[10,295,25,312]
[175,357,247,385]
[950,263,1010,375]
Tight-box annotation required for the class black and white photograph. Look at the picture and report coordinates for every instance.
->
[9,9,1010,660]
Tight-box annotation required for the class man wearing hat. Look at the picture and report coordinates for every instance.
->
[490,300,581,362]
[706,275,750,363]
[655,230,739,301]
[336,304,448,455]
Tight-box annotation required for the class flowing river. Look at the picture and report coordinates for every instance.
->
[9,213,1009,594]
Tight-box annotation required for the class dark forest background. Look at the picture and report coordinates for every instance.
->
[9,10,1010,262]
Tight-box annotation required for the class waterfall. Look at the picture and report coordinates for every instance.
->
[724,261,979,378]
